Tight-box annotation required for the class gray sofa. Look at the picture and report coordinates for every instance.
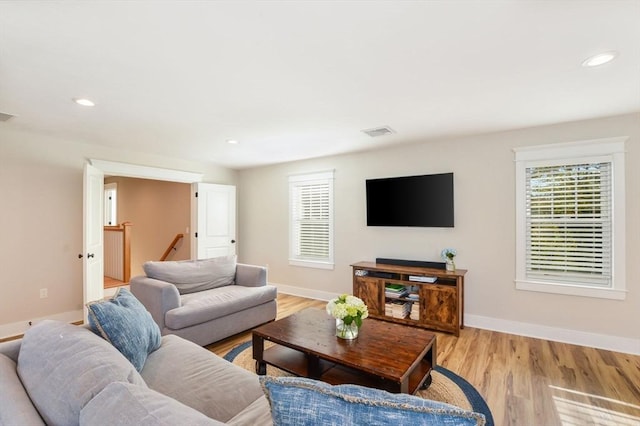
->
[0,320,272,425]
[130,256,277,346]
[0,321,487,426]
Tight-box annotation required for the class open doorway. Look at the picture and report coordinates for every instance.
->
[103,176,191,288]
[83,160,204,310]
[83,160,237,310]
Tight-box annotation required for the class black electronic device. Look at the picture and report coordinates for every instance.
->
[366,172,454,227]
[366,271,396,279]
[376,258,447,270]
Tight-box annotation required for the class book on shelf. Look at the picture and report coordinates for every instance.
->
[385,284,408,299]
[385,284,406,292]
[385,300,412,319]
[385,291,408,299]
[410,303,420,320]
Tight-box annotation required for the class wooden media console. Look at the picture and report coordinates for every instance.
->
[352,261,466,336]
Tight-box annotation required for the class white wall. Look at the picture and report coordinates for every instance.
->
[0,127,236,337]
[238,113,639,354]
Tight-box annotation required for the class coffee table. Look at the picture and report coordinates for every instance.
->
[252,308,436,394]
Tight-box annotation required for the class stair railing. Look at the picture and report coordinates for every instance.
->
[160,233,184,261]
[103,222,132,283]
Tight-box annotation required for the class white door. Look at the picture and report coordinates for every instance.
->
[193,183,236,259]
[83,163,104,314]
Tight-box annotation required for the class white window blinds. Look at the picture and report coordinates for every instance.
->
[289,171,334,269]
[525,162,611,287]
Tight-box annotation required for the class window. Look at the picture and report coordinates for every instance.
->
[514,137,626,300]
[289,171,334,270]
[104,183,117,226]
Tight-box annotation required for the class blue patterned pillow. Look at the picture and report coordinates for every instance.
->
[260,376,485,426]
[87,288,162,371]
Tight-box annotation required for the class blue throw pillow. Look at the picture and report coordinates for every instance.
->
[260,376,486,426]
[87,288,162,371]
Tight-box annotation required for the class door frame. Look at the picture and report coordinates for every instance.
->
[84,159,203,305]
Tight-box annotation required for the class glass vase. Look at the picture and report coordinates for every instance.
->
[336,318,359,340]
[446,260,456,271]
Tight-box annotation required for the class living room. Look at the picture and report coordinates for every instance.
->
[0,1,638,425]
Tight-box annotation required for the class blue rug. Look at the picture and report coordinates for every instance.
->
[224,341,494,425]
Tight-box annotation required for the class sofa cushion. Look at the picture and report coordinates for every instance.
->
[0,353,45,426]
[80,381,225,426]
[141,335,265,423]
[86,287,162,371]
[17,320,146,426]
[226,395,273,426]
[144,255,237,294]
[260,376,486,426]
[165,284,277,330]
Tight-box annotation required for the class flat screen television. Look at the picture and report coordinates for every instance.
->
[366,173,454,227]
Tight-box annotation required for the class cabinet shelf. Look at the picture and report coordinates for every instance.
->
[352,261,466,336]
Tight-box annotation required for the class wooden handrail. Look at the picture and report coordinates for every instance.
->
[160,233,184,261]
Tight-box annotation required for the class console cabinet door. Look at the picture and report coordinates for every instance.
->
[354,277,383,316]
[420,285,458,333]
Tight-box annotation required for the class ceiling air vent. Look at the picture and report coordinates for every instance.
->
[0,112,15,122]
[361,126,395,138]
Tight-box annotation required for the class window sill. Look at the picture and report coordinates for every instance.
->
[289,259,334,270]
[515,280,626,300]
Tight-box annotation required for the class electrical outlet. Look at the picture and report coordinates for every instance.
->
[39,288,48,299]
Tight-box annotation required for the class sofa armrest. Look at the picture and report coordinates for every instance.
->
[130,276,181,331]
[0,339,22,363]
[235,263,267,288]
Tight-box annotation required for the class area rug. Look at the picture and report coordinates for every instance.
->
[224,341,494,425]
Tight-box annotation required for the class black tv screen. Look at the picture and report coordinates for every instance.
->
[366,173,454,227]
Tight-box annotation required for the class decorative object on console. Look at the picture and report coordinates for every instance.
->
[441,248,457,272]
[326,294,369,339]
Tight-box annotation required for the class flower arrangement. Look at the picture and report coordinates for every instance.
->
[441,248,457,271]
[441,248,457,262]
[326,294,369,327]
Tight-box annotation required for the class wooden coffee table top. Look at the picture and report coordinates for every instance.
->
[253,308,437,392]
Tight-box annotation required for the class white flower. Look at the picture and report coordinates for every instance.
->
[441,248,457,261]
[326,294,368,326]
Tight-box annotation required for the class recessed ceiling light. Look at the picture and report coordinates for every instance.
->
[582,51,618,67]
[73,97,95,107]
[226,139,238,144]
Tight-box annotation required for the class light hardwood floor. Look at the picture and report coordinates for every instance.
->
[104,276,127,289]
[206,293,640,426]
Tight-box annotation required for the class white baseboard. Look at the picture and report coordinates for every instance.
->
[465,314,640,356]
[272,282,640,356]
[271,282,338,302]
[0,310,83,340]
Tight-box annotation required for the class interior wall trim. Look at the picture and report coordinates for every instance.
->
[90,159,204,183]
[0,310,83,341]
[465,313,639,356]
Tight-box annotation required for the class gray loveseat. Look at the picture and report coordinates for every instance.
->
[130,256,277,346]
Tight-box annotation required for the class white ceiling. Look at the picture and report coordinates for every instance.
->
[1,1,639,170]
